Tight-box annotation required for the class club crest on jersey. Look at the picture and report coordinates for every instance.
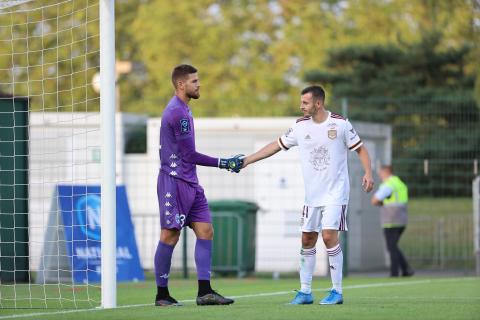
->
[304,134,311,140]
[180,118,190,134]
[328,129,337,140]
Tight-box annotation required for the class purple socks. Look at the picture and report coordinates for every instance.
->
[154,241,174,287]
[195,239,212,280]
[154,239,212,288]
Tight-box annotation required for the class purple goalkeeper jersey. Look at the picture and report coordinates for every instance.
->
[159,96,218,184]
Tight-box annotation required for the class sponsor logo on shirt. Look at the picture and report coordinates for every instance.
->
[285,127,293,137]
[328,129,337,139]
[304,134,311,140]
[349,128,358,140]
[180,118,190,134]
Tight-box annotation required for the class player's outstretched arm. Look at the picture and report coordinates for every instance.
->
[355,145,374,192]
[242,141,281,169]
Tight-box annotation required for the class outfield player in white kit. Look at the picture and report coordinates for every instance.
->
[242,85,374,305]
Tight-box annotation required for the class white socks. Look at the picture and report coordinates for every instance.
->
[299,247,316,294]
[326,243,343,294]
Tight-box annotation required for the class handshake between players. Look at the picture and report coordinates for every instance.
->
[218,154,245,173]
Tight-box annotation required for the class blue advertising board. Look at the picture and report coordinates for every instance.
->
[57,185,144,283]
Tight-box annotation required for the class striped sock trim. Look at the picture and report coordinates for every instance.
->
[326,244,342,257]
[301,247,316,256]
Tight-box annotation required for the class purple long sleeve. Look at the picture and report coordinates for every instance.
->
[177,135,218,167]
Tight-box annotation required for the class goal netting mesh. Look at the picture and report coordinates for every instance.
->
[0,0,102,308]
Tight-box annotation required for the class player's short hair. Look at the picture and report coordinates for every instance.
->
[380,165,393,174]
[171,64,197,88]
[301,85,325,103]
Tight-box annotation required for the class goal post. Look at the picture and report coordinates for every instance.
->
[0,0,117,309]
[99,0,116,309]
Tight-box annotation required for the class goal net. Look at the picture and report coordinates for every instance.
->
[0,0,112,309]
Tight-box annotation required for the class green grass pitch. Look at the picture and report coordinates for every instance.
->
[1,276,479,320]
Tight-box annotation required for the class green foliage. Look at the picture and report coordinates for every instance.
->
[306,33,475,98]
[1,1,478,117]
[0,0,100,112]
[126,0,479,116]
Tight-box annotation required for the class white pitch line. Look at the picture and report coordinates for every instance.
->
[0,277,477,320]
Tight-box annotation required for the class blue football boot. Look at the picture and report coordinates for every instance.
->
[289,290,314,305]
[319,289,343,305]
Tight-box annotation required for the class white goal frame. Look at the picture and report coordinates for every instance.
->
[99,0,116,309]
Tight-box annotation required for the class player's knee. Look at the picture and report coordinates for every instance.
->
[196,225,214,240]
[322,233,337,247]
[160,229,180,245]
[200,227,214,240]
[301,233,317,248]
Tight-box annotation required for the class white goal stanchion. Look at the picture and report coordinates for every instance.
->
[99,0,116,309]
[0,0,116,309]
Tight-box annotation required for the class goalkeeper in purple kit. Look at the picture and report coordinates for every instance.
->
[154,64,242,306]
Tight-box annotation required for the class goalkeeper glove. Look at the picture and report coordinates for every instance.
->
[219,154,245,173]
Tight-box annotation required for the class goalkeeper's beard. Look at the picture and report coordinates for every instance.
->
[187,90,200,100]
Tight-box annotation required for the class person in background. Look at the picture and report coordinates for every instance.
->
[371,165,414,277]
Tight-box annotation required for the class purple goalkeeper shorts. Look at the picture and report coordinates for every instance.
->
[157,171,211,230]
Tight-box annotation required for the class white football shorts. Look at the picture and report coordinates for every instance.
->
[300,205,348,232]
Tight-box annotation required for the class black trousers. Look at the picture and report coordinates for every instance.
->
[383,227,411,276]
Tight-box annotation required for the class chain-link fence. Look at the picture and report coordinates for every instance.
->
[329,96,479,271]
[403,215,474,271]
[331,96,479,197]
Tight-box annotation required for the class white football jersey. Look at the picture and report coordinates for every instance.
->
[278,111,362,206]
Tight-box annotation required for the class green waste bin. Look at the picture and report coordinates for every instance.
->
[0,96,29,283]
[209,200,258,277]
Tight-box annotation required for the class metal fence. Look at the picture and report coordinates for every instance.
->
[331,97,480,197]
[402,215,474,271]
